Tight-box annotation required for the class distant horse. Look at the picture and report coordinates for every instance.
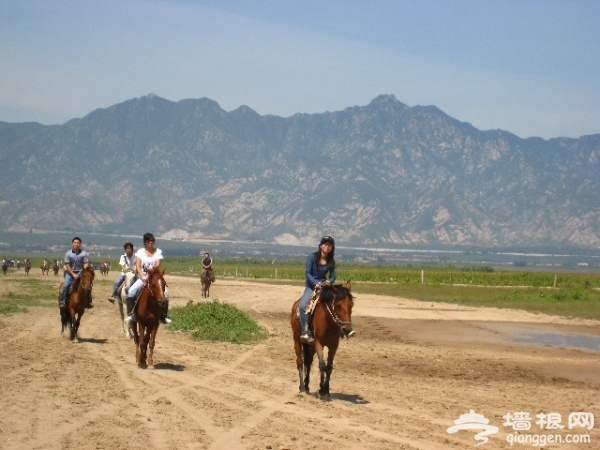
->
[53,260,60,276]
[291,282,354,399]
[1,261,7,276]
[201,268,213,298]
[41,261,50,276]
[131,269,167,368]
[58,266,95,341]
[24,259,31,275]
[118,270,136,338]
[100,262,109,277]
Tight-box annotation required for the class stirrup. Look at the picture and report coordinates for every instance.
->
[345,330,356,338]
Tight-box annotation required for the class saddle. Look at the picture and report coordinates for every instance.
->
[297,287,321,319]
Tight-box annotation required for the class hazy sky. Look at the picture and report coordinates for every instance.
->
[1,0,599,139]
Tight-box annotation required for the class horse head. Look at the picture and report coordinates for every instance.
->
[320,281,354,337]
[147,269,167,306]
[80,266,95,293]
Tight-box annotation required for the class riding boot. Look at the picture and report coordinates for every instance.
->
[299,309,314,344]
[86,292,94,309]
[124,297,137,322]
[60,286,68,309]
[161,301,172,325]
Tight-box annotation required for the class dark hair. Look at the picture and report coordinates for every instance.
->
[72,236,82,243]
[123,242,133,250]
[316,238,336,271]
[143,232,155,243]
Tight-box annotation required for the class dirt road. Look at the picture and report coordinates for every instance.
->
[1,271,598,449]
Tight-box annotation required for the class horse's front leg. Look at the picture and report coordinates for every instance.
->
[318,342,338,400]
[135,323,146,368]
[69,307,79,341]
[314,341,329,399]
[117,298,126,335]
[147,327,157,367]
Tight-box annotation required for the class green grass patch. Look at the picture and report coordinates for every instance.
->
[168,300,269,344]
[0,280,58,315]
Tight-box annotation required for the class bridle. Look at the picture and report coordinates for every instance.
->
[322,287,353,332]
[146,271,167,305]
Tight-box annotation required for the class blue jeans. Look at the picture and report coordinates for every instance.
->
[112,273,125,296]
[299,286,313,332]
[61,272,77,304]
[128,277,170,302]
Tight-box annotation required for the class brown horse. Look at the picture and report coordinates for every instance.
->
[1,261,7,276]
[58,266,95,341]
[100,261,109,277]
[291,282,354,399]
[41,261,50,276]
[24,259,31,275]
[52,260,60,276]
[131,269,167,368]
[201,268,213,298]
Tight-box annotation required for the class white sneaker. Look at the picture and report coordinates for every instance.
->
[162,316,172,324]
[345,330,356,338]
[124,315,134,323]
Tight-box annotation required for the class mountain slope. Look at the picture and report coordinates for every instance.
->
[0,94,598,248]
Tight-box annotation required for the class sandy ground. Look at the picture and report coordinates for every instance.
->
[0,270,599,449]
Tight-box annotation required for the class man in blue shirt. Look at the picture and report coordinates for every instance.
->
[61,236,92,309]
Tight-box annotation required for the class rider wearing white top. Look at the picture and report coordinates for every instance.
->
[107,242,136,303]
[124,232,171,324]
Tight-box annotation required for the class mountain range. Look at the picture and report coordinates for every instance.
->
[1,94,599,250]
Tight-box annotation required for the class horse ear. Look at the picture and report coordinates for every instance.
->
[345,280,351,292]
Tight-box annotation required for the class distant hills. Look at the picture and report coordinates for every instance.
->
[0,94,599,249]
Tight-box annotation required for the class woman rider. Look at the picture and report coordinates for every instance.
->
[124,232,172,324]
[298,235,336,344]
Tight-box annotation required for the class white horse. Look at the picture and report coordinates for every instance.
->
[118,270,136,338]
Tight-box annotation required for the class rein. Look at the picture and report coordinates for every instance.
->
[322,291,352,331]
[144,272,167,304]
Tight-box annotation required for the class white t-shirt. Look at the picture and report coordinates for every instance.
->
[119,253,137,271]
[135,247,163,276]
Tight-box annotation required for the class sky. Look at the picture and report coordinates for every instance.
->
[1,0,599,139]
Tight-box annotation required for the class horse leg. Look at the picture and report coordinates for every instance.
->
[318,343,338,400]
[302,343,314,394]
[69,306,80,341]
[147,327,157,367]
[138,324,150,369]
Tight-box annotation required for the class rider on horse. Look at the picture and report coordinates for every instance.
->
[107,242,137,303]
[61,236,94,309]
[124,233,172,325]
[201,252,215,282]
[299,236,341,344]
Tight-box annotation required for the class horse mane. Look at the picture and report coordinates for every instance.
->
[319,284,353,304]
